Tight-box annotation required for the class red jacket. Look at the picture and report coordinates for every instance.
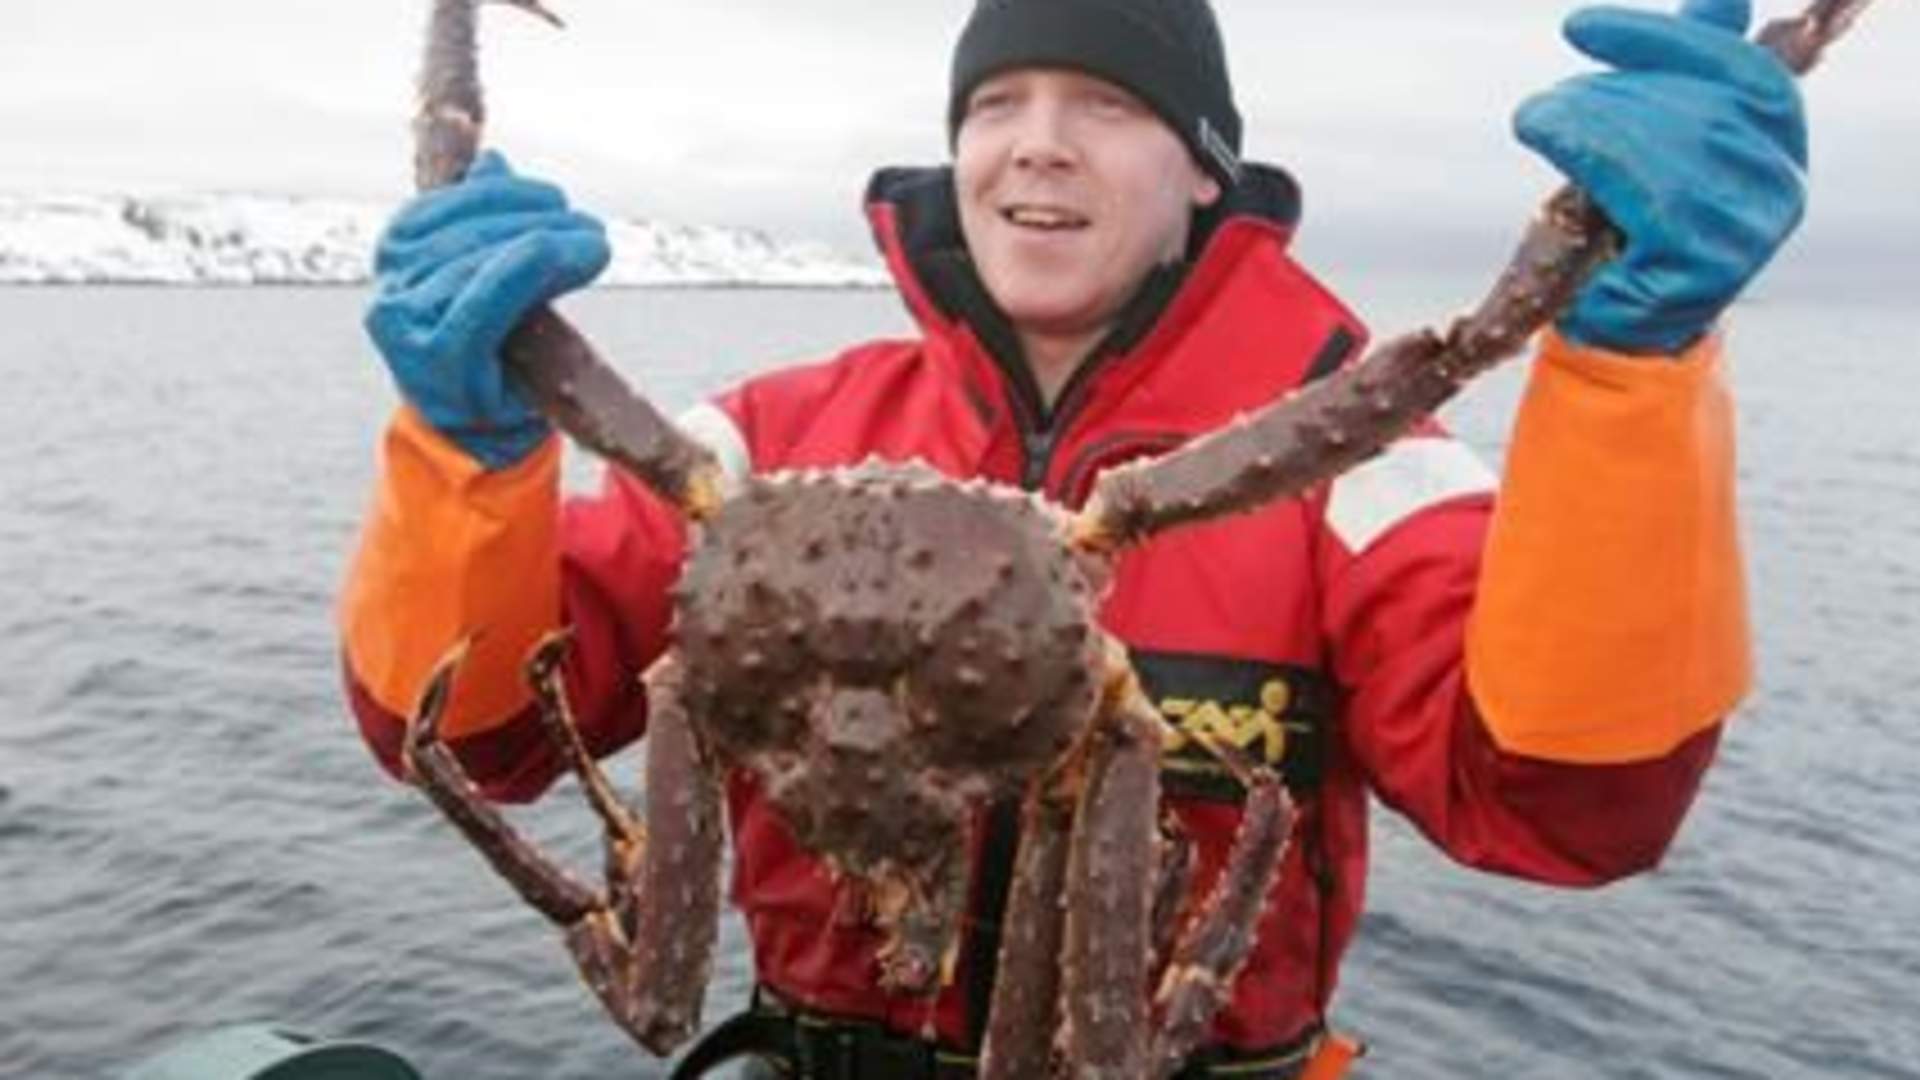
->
[341,163,1745,1053]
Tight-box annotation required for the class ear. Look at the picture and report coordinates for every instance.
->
[1190,168,1223,210]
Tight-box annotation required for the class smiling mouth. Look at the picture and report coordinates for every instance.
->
[1002,205,1091,232]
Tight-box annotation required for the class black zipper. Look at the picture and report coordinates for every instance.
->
[1020,429,1056,491]
[1010,349,1117,494]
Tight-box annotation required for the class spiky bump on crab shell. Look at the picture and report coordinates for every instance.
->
[670,459,1110,992]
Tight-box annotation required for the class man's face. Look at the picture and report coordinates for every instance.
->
[955,68,1223,344]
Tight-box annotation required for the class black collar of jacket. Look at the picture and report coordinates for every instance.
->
[863,163,1304,423]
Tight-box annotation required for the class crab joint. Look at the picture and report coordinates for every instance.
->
[681,463,729,523]
[1065,502,1124,556]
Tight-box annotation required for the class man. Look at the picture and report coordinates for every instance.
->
[341,0,1807,1075]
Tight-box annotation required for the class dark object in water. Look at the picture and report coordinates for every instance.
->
[123,1022,422,1080]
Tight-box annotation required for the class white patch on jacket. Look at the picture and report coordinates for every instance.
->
[1327,437,1495,553]
[676,401,752,493]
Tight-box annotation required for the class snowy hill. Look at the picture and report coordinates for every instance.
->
[0,193,888,288]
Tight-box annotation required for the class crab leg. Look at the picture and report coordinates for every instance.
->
[1072,0,1881,554]
[1061,675,1166,1077]
[978,770,1077,1079]
[404,644,709,1053]
[606,654,727,1051]
[1148,736,1294,1079]
[414,0,563,192]
[1149,813,1197,981]
[537,653,726,1055]
[413,0,724,518]
[1759,0,1879,71]
[402,639,601,923]
[403,639,722,1055]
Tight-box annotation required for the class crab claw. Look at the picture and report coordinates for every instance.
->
[401,635,479,781]
[493,0,565,29]
[522,627,648,855]
[524,626,577,691]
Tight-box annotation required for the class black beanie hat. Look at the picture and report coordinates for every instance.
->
[948,0,1243,189]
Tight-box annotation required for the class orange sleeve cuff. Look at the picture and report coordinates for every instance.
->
[339,406,563,739]
[1466,329,1750,764]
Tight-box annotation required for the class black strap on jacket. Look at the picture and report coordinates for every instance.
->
[668,1007,793,1079]
[1171,1028,1326,1080]
[670,989,976,1080]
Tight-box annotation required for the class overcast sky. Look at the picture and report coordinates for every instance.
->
[4,0,1914,273]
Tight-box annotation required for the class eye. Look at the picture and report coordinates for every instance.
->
[967,87,1018,119]
[1084,88,1143,119]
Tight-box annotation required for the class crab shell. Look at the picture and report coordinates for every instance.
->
[670,461,1109,971]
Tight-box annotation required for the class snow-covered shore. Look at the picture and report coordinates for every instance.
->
[0,193,888,288]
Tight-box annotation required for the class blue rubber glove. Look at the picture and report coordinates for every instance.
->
[1515,0,1808,354]
[364,151,611,469]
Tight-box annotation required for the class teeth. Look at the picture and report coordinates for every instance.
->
[1005,207,1086,229]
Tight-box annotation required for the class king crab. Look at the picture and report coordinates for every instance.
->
[395,1,1872,1077]
[407,457,1291,1077]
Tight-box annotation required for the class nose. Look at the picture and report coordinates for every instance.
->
[1008,97,1077,174]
